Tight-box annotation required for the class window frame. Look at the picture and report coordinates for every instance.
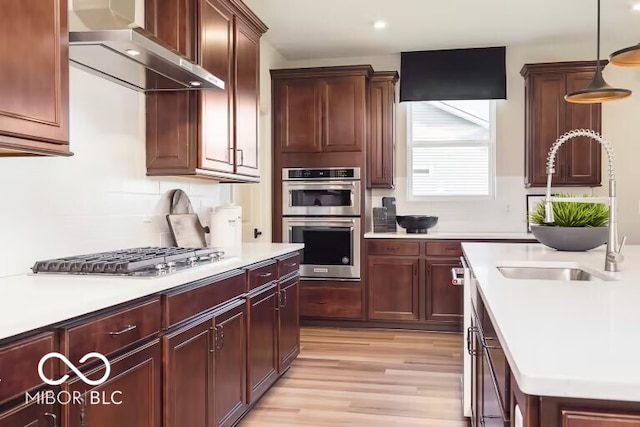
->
[406,100,497,202]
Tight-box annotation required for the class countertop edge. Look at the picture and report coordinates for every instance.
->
[0,244,303,343]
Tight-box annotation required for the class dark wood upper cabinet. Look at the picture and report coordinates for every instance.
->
[273,78,322,153]
[163,316,214,427]
[521,61,602,187]
[145,0,196,59]
[146,0,267,182]
[425,257,463,324]
[213,301,247,427]
[271,66,373,154]
[234,19,261,177]
[199,0,235,174]
[367,256,420,321]
[0,0,70,156]
[367,72,399,189]
[320,76,367,152]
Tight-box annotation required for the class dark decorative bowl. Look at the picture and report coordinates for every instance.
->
[396,216,439,234]
[530,225,608,251]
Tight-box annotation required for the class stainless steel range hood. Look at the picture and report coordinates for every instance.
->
[68,1,224,92]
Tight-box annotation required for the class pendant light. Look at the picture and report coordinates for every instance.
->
[565,0,632,103]
[610,42,640,67]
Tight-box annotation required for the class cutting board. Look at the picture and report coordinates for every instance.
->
[166,214,209,248]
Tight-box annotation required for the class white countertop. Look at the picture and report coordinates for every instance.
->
[0,243,303,342]
[365,231,536,240]
[463,242,640,402]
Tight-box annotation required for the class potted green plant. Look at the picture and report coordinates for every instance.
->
[529,194,609,251]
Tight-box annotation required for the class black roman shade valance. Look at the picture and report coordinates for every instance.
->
[400,47,507,102]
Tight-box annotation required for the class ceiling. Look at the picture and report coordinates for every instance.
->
[243,0,640,60]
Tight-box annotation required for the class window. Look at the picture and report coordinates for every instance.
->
[407,100,496,199]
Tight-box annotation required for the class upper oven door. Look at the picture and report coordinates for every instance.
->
[282,181,361,216]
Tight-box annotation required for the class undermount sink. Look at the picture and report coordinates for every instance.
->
[497,266,613,281]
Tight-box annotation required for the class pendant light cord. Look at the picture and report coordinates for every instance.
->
[596,0,601,72]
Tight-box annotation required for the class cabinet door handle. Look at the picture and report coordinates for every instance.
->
[466,327,478,355]
[109,325,137,336]
[210,326,215,353]
[281,289,288,308]
[236,149,244,166]
[80,396,86,427]
[44,413,58,427]
[216,325,225,350]
[257,272,273,278]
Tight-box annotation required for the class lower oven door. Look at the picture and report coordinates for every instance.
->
[282,217,360,280]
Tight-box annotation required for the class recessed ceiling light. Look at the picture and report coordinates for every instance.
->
[190,81,202,87]
[373,20,387,30]
[125,49,140,56]
[631,1,640,11]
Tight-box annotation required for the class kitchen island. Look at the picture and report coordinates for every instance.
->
[463,242,640,426]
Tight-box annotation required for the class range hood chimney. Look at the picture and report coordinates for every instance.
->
[69,0,224,92]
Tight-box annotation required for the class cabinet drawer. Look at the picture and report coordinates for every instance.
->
[0,332,55,405]
[61,299,161,366]
[300,286,362,319]
[278,252,300,278]
[426,241,462,256]
[247,260,277,291]
[164,270,245,328]
[367,240,420,256]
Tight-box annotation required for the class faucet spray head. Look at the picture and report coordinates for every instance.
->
[543,199,555,224]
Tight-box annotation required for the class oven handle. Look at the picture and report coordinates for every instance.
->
[284,218,358,224]
[285,181,356,187]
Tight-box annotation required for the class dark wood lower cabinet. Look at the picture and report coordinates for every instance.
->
[247,283,279,403]
[425,257,463,326]
[163,315,214,427]
[367,256,419,321]
[0,252,303,427]
[0,401,56,427]
[278,276,300,372]
[63,339,162,427]
[213,301,247,427]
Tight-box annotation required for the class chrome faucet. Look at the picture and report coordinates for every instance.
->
[543,129,625,272]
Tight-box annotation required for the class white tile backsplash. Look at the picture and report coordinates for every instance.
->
[0,68,231,277]
[371,176,592,234]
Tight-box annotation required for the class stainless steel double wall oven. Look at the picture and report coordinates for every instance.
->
[282,167,361,280]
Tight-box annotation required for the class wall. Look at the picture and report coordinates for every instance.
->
[281,40,640,240]
[235,40,287,243]
[0,67,230,278]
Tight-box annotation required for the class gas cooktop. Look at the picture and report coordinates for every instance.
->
[32,247,226,277]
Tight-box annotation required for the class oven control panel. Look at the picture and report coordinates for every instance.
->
[284,167,360,180]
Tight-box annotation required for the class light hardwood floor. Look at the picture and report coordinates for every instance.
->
[239,327,468,427]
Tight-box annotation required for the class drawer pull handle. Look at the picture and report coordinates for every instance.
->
[285,262,298,268]
[257,272,273,278]
[386,247,399,251]
[109,325,137,336]
[44,413,58,427]
[317,300,327,305]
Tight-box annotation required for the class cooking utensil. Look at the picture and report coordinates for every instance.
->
[396,215,439,234]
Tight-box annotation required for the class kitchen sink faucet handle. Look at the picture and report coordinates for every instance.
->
[618,236,627,254]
